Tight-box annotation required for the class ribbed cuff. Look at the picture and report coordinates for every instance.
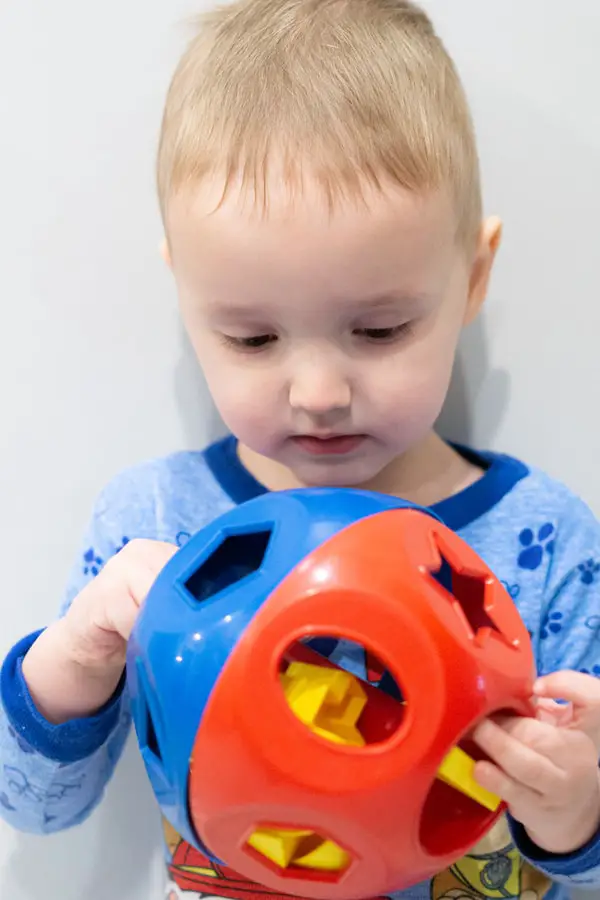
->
[1,630,125,763]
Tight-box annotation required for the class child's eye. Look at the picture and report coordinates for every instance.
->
[354,324,412,343]
[221,334,278,351]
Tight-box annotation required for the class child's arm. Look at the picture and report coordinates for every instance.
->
[0,491,177,834]
[0,634,131,833]
[476,499,600,887]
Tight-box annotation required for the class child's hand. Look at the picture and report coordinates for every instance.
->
[61,538,178,669]
[533,670,600,752]
[472,693,600,856]
[22,539,177,725]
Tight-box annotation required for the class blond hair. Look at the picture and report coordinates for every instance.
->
[157,0,482,247]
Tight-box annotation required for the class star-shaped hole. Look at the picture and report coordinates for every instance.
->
[428,542,506,647]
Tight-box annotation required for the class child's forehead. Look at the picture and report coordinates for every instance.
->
[167,179,463,317]
[169,188,460,320]
[167,176,458,266]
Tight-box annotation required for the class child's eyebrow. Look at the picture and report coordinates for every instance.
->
[208,292,430,318]
[205,301,271,320]
[345,292,432,311]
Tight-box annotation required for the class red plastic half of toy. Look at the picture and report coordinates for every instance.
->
[188,508,535,899]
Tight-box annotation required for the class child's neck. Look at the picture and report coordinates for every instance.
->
[238,432,484,507]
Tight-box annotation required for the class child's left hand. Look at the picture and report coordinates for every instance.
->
[472,670,600,856]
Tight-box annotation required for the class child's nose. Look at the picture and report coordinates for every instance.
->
[288,365,351,416]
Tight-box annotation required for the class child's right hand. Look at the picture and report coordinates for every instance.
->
[22,539,177,725]
[534,670,600,752]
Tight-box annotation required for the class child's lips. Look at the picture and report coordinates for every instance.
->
[290,434,367,456]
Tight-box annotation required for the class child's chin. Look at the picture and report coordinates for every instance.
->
[290,457,383,490]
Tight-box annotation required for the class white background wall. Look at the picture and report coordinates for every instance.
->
[0,1,598,897]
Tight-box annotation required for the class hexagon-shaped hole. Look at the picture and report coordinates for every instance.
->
[185,530,272,603]
[246,824,351,883]
[280,638,405,747]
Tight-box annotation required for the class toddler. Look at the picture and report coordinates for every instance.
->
[2,2,600,899]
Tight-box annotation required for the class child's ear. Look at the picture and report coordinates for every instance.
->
[160,238,172,269]
[464,217,502,325]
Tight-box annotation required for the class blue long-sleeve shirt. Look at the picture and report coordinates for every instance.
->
[2,437,600,900]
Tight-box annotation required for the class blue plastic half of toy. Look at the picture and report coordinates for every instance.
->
[126,487,437,854]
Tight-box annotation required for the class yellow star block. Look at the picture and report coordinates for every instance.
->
[280,662,367,747]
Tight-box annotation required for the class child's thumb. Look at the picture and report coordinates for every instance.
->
[534,696,574,727]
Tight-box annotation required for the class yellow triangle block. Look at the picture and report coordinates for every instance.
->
[437,746,501,812]
[247,828,313,869]
[248,827,350,874]
[294,838,351,872]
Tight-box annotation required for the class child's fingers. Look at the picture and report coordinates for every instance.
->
[534,671,600,708]
[472,718,559,795]
[474,759,539,815]
[534,697,574,727]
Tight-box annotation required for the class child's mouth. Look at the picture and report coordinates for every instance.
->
[291,434,366,456]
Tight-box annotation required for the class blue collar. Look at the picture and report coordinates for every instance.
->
[204,435,529,531]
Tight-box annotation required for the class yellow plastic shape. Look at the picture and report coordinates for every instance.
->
[281,661,500,813]
[294,838,351,872]
[438,745,501,812]
[280,661,367,747]
[248,828,312,869]
[248,827,350,873]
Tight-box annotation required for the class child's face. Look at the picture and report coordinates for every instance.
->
[167,178,497,489]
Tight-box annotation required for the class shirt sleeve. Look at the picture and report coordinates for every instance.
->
[0,488,133,834]
[511,497,600,885]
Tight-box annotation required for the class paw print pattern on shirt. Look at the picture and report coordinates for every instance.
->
[83,548,103,577]
[517,523,555,571]
[84,538,130,577]
[540,611,563,640]
[500,580,520,600]
[579,559,600,585]
[580,665,600,677]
